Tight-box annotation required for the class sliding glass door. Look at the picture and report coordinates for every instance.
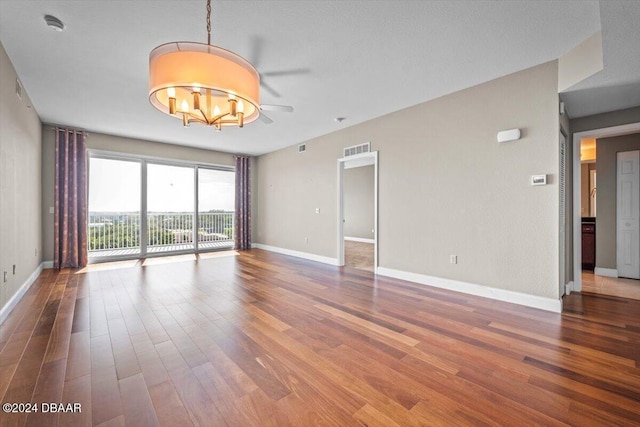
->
[147,163,195,254]
[88,158,142,258]
[88,154,234,262]
[198,168,235,250]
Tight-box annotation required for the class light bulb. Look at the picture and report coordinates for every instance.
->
[214,105,221,116]
[181,99,189,112]
[237,100,244,113]
[167,87,176,98]
[192,86,201,93]
[228,92,236,100]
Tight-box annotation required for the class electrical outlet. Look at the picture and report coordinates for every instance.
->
[450,255,457,264]
[315,208,320,214]
[305,237,309,244]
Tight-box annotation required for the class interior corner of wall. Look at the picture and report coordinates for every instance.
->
[558,30,603,93]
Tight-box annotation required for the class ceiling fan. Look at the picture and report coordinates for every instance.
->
[250,36,309,124]
[258,104,294,124]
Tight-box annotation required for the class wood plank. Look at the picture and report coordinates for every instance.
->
[0,270,55,353]
[65,331,91,381]
[148,380,194,427]
[91,365,123,425]
[59,374,92,427]
[354,403,403,427]
[119,373,160,426]
[191,362,259,426]
[1,333,50,426]
[314,302,420,347]
[166,366,227,426]
[25,358,67,426]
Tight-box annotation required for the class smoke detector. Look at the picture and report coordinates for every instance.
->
[44,15,65,32]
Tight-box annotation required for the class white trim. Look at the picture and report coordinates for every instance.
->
[337,162,344,265]
[43,261,54,269]
[0,263,44,325]
[572,122,640,293]
[337,151,378,272]
[559,128,567,298]
[594,267,618,278]
[88,149,234,171]
[344,237,375,244]
[344,156,375,169]
[252,243,340,266]
[565,281,574,295]
[377,267,562,313]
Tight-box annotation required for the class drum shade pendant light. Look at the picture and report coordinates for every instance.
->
[149,0,260,129]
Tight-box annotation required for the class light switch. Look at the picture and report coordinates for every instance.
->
[315,208,320,214]
[49,207,54,214]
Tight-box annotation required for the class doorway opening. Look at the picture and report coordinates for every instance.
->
[337,151,378,272]
[571,122,640,299]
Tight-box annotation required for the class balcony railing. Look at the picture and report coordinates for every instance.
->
[88,212,234,258]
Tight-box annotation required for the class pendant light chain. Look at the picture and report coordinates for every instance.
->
[206,0,212,45]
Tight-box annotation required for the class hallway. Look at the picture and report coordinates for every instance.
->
[582,271,640,300]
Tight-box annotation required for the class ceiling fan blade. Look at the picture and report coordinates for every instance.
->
[261,68,311,77]
[260,104,294,113]
[249,35,264,68]
[260,79,281,98]
[259,113,273,124]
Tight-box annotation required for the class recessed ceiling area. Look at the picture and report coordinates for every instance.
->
[0,1,637,156]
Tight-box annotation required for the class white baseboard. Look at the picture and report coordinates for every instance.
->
[344,237,375,244]
[377,267,562,313]
[251,243,340,266]
[43,261,54,269]
[565,281,574,295]
[0,262,44,325]
[594,267,618,278]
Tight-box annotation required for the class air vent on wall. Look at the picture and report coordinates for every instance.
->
[298,144,306,153]
[343,142,370,157]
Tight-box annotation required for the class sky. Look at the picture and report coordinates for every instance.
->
[88,158,235,212]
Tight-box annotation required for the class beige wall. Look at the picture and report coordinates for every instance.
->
[0,42,42,314]
[257,61,561,299]
[595,133,640,269]
[344,165,374,240]
[41,127,237,262]
[571,106,640,134]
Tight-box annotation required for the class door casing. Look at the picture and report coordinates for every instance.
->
[337,151,378,271]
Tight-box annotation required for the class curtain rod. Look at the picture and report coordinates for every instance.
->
[49,125,88,135]
[53,128,87,135]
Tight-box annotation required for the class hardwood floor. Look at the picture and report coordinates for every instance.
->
[582,271,640,300]
[344,240,374,272]
[1,249,639,426]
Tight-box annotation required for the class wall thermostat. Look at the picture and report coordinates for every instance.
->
[531,174,547,186]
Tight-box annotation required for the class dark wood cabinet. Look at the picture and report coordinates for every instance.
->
[582,222,596,270]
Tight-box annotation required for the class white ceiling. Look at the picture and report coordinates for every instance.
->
[0,1,637,156]
[559,0,640,118]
